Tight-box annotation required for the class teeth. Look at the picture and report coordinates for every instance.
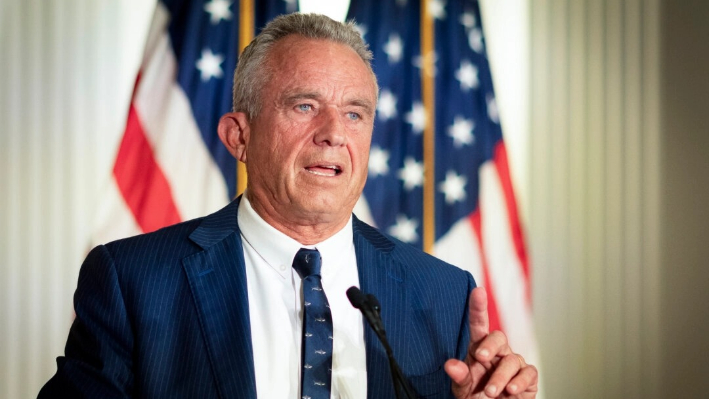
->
[308,170,331,176]
[306,165,340,176]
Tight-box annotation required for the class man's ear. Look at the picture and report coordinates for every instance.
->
[217,112,250,163]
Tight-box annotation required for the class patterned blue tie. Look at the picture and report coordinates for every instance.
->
[292,248,332,399]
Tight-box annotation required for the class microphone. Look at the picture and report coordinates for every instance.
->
[347,287,386,339]
[345,285,367,308]
[346,287,418,399]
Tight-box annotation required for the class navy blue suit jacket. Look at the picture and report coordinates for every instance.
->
[39,199,475,398]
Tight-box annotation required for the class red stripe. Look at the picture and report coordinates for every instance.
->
[469,209,503,333]
[492,142,532,303]
[113,100,181,233]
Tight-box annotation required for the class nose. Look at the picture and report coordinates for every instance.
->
[313,107,347,147]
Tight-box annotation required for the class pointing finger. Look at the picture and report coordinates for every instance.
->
[468,287,489,345]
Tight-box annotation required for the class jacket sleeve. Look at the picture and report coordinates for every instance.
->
[38,245,134,399]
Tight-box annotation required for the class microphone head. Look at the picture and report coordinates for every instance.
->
[346,286,367,309]
[366,293,381,311]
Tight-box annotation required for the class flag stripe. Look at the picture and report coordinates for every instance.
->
[134,22,229,221]
[113,100,182,233]
[91,179,143,245]
[493,142,531,302]
[479,159,537,356]
[433,216,483,283]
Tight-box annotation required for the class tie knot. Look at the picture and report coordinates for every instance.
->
[293,248,322,278]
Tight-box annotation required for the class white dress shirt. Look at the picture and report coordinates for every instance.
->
[238,195,367,399]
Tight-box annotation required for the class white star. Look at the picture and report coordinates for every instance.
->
[405,102,427,134]
[204,0,232,24]
[377,89,398,121]
[455,60,479,91]
[468,28,484,53]
[439,171,467,204]
[353,24,367,41]
[383,33,403,64]
[398,157,424,190]
[388,214,419,243]
[460,12,476,30]
[448,116,475,148]
[413,51,439,77]
[487,94,500,123]
[368,146,390,177]
[196,49,224,81]
[428,0,447,20]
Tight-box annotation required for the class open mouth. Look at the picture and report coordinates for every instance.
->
[305,165,342,177]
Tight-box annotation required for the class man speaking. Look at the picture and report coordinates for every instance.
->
[39,13,537,399]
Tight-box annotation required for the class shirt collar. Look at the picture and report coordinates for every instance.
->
[237,193,353,279]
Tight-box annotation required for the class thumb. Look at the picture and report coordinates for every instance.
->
[444,359,472,390]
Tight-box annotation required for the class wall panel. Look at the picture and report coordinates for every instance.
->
[0,1,154,397]
[529,0,661,398]
[659,1,709,397]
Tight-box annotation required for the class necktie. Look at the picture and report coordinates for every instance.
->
[292,248,332,399]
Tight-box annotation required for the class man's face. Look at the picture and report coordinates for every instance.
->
[244,35,377,230]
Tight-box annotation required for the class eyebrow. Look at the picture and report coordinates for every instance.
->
[282,91,320,104]
[348,99,375,116]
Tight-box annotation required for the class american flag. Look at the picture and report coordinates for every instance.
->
[348,0,542,369]
[92,0,541,381]
[90,0,292,245]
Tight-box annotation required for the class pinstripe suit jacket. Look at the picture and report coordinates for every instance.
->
[39,199,475,399]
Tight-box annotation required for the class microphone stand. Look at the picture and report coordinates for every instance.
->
[347,287,418,399]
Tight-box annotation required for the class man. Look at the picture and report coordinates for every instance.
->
[40,13,537,398]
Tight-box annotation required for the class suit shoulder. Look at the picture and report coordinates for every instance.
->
[102,217,204,257]
[352,217,471,280]
[100,198,240,258]
[94,200,240,276]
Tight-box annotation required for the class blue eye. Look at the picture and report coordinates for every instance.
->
[298,104,312,112]
[347,112,361,120]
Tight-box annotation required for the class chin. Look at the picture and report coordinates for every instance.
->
[298,193,354,218]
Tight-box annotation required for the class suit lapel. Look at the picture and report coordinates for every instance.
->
[182,199,257,399]
[353,217,409,399]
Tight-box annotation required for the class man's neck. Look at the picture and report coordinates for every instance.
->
[245,191,350,245]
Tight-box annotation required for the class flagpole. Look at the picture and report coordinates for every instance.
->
[421,0,435,254]
[237,0,254,196]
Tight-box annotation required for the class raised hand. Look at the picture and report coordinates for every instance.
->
[444,287,538,398]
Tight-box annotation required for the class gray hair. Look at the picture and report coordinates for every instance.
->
[232,13,378,119]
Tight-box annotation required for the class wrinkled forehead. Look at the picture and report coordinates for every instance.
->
[265,35,378,94]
